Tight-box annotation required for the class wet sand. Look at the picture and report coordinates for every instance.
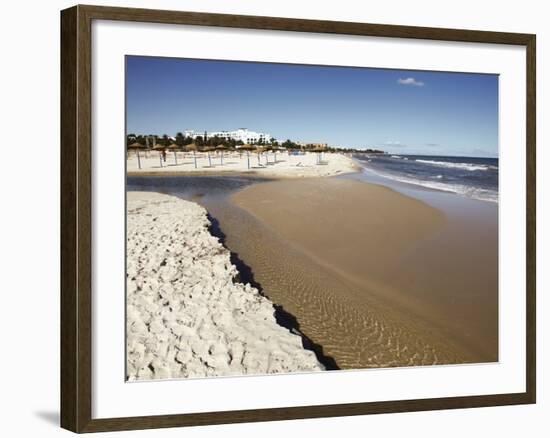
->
[127,175,498,370]
[229,178,498,367]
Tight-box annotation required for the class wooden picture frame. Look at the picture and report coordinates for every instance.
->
[60,4,536,433]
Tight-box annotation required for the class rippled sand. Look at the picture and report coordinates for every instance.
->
[203,184,477,369]
[225,178,497,369]
[128,175,497,370]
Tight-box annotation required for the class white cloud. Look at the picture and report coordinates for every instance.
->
[397,77,425,87]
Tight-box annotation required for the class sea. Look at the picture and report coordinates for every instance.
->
[353,154,499,203]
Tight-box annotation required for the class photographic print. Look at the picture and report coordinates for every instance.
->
[125,56,499,381]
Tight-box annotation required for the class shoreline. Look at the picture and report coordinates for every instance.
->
[352,155,499,204]
[126,191,324,380]
[126,172,498,373]
[229,177,498,365]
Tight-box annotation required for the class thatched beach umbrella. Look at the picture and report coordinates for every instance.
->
[263,146,272,165]
[262,146,271,166]
[216,145,227,166]
[271,146,282,164]
[153,144,166,167]
[239,144,255,169]
[185,143,198,169]
[255,146,266,166]
[311,147,326,164]
[226,144,237,157]
[265,145,280,165]
[202,147,214,167]
[167,143,181,165]
[128,142,145,169]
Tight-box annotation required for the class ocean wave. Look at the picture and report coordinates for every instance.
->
[415,159,493,171]
[360,166,498,203]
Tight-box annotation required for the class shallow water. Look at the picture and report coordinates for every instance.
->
[127,174,497,369]
[211,198,473,368]
[341,167,499,356]
[127,175,267,203]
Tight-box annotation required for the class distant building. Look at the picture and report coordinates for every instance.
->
[184,128,273,144]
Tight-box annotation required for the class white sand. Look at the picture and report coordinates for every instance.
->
[126,191,324,380]
[127,150,358,178]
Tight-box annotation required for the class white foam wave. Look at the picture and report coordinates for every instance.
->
[415,159,492,171]
[360,166,498,203]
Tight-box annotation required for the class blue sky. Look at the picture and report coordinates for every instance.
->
[126,56,498,157]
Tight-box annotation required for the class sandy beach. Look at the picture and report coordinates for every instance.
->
[126,172,498,373]
[229,178,498,366]
[123,53,501,381]
[126,191,323,381]
[127,150,358,178]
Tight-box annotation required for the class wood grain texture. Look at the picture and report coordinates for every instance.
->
[525,34,536,404]
[79,4,534,44]
[60,5,78,432]
[60,4,536,433]
[81,393,534,433]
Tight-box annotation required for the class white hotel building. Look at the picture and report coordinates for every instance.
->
[183,128,273,144]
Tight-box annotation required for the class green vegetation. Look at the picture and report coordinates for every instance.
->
[126,134,385,155]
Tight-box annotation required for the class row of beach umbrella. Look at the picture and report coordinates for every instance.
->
[128,142,325,170]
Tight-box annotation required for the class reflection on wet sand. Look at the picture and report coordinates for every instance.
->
[127,175,498,370]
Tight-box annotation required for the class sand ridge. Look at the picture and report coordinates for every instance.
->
[126,191,323,381]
